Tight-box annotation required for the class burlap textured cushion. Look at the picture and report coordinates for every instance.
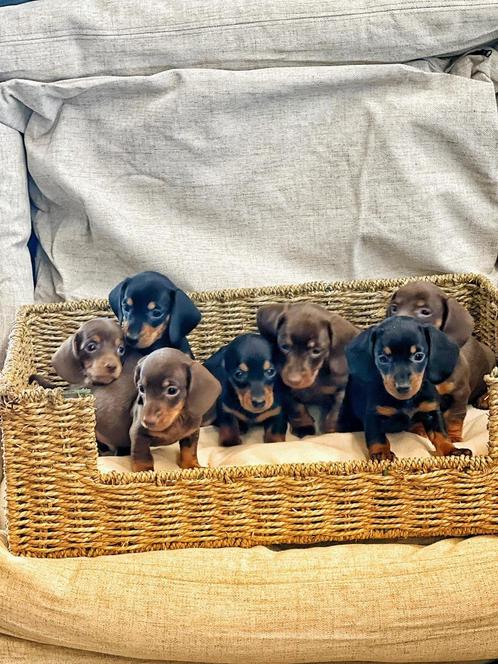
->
[0,0,497,81]
[0,635,492,664]
[0,63,496,304]
[1,530,498,662]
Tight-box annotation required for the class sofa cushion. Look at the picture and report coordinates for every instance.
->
[1,528,498,662]
[0,0,497,82]
[0,124,33,365]
[0,63,496,302]
[0,633,493,664]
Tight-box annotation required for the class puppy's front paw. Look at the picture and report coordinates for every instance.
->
[264,431,286,443]
[180,458,201,469]
[219,424,242,447]
[449,447,473,457]
[132,458,154,472]
[291,425,316,438]
[221,437,242,447]
[475,394,489,410]
[369,444,396,462]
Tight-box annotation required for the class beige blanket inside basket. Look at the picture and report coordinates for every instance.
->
[98,406,488,473]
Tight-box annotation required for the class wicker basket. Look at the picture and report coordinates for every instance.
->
[1,272,497,558]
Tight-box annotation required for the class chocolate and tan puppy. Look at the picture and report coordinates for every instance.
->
[51,318,140,454]
[130,348,221,471]
[257,302,359,437]
[388,281,496,441]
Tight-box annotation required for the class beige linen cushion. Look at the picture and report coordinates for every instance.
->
[0,634,492,664]
[0,62,496,304]
[1,528,498,662]
[0,0,497,82]
[97,406,489,472]
[0,124,33,365]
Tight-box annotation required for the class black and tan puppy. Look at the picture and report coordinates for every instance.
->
[130,348,221,471]
[109,271,201,356]
[257,302,358,437]
[341,316,472,461]
[204,333,287,446]
[387,281,496,441]
[51,318,140,454]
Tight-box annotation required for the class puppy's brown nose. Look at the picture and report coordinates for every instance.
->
[105,361,119,373]
[285,373,304,387]
[141,416,158,429]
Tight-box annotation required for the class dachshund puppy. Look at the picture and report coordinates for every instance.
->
[341,316,472,461]
[109,271,201,356]
[257,302,358,437]
[51,318,140,454]
[387,281,496,441]
[204,333,287,446]
[130,348,221,471]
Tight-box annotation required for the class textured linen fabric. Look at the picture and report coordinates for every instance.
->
[0,635,493,664]
[0,124,33,364]
[0,0,498,83]
[0,63,496,303]
[1,528,498,662]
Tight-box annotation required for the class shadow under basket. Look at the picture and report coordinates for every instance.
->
[1,272,498,558]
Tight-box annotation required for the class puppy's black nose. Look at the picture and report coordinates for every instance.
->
[251,397,266,409]
[396,385,411,395]
[126,335,139,346]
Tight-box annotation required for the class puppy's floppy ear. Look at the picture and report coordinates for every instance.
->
[186,361,221,418]
[385,291,396,318]
[256,303,287,340]
[133,356,146,387]
[345,326,377,383]
[424,325,460,384]
[168,289,202,347]
[442,297,474,347]
[109,277,130,323]
[326,312,359,374]
[51,331,84,384]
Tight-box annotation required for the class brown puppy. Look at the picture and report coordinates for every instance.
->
[130,348,221,471]
[257,302,359,436]
[52,318,126,385]
[51,318,140,453]
[388,281,496,441]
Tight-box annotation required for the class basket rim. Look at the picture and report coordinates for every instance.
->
[7,271,498,315]
[94,451,496,485]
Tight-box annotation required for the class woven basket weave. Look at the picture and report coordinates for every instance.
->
[0,272,497,558]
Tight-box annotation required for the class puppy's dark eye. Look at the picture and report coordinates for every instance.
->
[166,386,179,396]
[390,304,398,313]
[264,367,276,379]
[138,384,145,393]
[117,345,125,356]
[86,342,98,353]
[280,343,291,353]
[122,302,131,314]
[233,370,246,381]
[378,354,391,365]
[413,352,426,362]
[419,308,432,317]
[309,348,322,357]
[150,309,163,319]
